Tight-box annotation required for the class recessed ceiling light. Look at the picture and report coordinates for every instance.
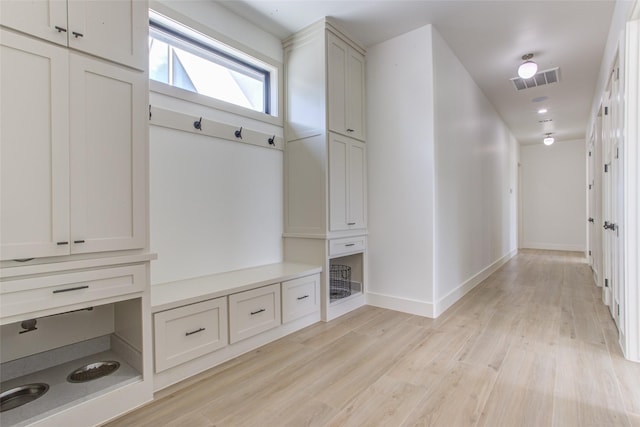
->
[538,108,548,114]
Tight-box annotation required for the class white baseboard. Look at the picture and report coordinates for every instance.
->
[521,242,585,252]
[366,292,434,318]
[433,249,518,317]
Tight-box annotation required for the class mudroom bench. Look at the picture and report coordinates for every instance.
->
[150,262,322,391]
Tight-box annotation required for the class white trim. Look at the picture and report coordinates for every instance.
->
[366,292,435,318]
[434,249,518,317]
[520,242,585,252]
[623,18,640,362]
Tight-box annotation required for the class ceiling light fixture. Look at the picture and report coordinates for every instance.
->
[518,53,538,79]
[537,108,548,114]
[543,133,554,145]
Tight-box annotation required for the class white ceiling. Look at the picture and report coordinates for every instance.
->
[221,0,619,145]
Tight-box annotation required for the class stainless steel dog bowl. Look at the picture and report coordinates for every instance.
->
[0,383,49,412]
[67,361,120,383]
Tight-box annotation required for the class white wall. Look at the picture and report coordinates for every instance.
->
[150,1,284,285]
[366,26,435,315]
[367,25,518,317]
[431,29,519,309]
[520,139,586,251]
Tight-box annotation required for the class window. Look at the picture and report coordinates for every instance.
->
[149,11,273,115]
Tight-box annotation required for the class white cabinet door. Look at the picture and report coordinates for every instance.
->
[327,32,365,141]
[0,0,147,70]
[0,30,70,260]
[346,48,365,141]
[0,0,69,47]
[69,53,147,254]
[327,32,348,138]
[67,0,148,70]
[329,134,367,232]
[329,134,349,231]
[349,139,367,229]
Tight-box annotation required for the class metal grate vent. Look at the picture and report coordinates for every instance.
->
[511,67,560,90]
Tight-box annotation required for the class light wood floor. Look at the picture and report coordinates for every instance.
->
[106,250,640,426]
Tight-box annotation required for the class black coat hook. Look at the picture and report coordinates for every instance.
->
[268,135,276,146]
[235,127,243,139]
[194,117,203,130]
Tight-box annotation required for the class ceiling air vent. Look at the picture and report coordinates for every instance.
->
[511,67,559,91]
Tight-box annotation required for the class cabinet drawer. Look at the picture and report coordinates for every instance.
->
[329,236,366,257]
[282,274,320,323]
[229,284,281,344]
[154,297,228,373]
[1,264,146,321]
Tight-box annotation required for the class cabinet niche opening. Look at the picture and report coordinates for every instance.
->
[329,253,363,304]
[0,298,144,427]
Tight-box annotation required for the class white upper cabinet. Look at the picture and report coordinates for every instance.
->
[329,133,366,231]
[0,0,147,70]
[1,30,71,260]
[327,32,366,141]
[0,29,147,261]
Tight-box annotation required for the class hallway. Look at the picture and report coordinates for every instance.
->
[107,250,640,426]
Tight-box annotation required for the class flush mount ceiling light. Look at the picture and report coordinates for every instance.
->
[518,53,538,79]
[537,108,548,114]
[543,133,555,145]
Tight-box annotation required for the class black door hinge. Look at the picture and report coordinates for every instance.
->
[604,164,609,173]
[589,184,592,190]
[605,278,609,288]
[616,147,619,159]
[589,250,592,256]
[605,106,609,115]
[589,151,592,157]
[617,303,620,316]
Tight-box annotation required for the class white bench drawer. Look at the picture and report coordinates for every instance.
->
[282,274,320,323]
[229,283,281,344]
[154,297,228,373]
[1,264,146,322]
[329,236,365,257]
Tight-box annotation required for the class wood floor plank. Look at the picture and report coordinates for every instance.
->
[401,361,498,427]
[477,344,556,427]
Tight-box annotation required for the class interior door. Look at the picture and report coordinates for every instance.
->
[588,141,596,268]
[610,62,623,331]
[602,91,613,310]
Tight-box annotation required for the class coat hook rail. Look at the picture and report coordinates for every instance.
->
[148,106,284,151]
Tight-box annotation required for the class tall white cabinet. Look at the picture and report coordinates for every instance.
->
[1,2,152,426]
[283,19,368,321]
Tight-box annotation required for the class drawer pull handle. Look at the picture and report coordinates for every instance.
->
[345,243,356,247]
[297,295,309,300]
[55,26,67,33]
[57,241,69,245]
[185,327,206,336]
[53,285,88,294]
[72,31,84,38]
[74,239,85,244]
[346,128,354,132]
[251,308,266,315]
[347,222,356,225]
